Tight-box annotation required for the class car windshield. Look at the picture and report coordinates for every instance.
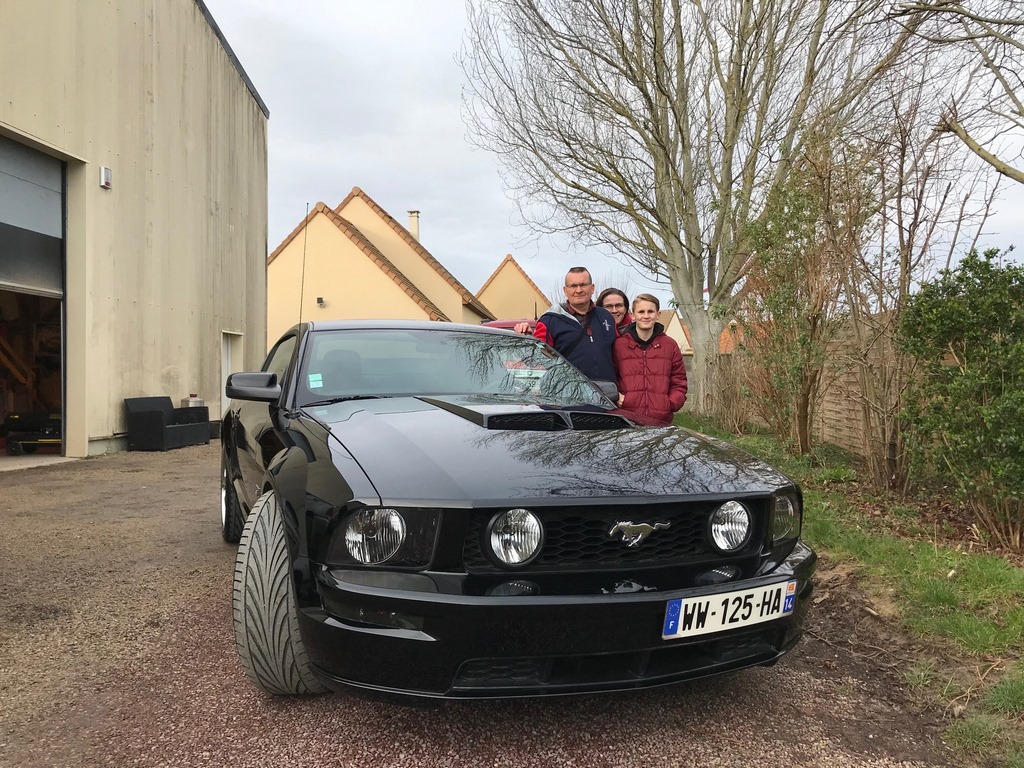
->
[296,328,610,409]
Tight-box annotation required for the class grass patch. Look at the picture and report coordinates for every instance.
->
[905,659,938,690]
[944,714,1001,756]
[687,424,1024,654]
[732,433,813,478]
[792,485,1024,656]
[811,464,858,486]
[675,412,732,440]
[938,674,963,702]
[985,666,1024,717]
[682,414,1024,762]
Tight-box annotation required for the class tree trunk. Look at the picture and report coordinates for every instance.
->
[796,375,815,455]
[682,311,727,417]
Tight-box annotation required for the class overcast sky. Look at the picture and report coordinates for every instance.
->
[203,0,1024,311]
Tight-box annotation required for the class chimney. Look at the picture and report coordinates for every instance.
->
[408,210,420,241]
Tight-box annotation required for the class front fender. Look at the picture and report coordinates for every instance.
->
[267,417,377,610]
[265,433,311,559]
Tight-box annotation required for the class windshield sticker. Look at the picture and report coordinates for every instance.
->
[308,372,323,389]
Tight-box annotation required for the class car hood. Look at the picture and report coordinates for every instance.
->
[303,396,792,506]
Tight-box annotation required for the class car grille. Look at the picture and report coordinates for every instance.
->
[451,627,783,692]
[486,413,567,431]
[565,412,632,430]
[462,500,766,573]
[484,412,631,431]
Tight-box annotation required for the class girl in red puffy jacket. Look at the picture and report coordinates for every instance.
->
[613,294,688,425]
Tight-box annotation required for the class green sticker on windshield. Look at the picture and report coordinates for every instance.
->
[308,372,323,389]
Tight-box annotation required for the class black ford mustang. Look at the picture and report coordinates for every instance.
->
[222,320,816,699]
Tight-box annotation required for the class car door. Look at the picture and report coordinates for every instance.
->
[234,333,298,509]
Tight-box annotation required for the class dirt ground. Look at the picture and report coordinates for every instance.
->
[0,443,983,767]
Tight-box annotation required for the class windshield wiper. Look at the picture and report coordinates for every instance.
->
[302,395,383,407]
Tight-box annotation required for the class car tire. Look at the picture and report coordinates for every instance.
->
[6,440,24,456]
[220,457,245,544]
[233,490,327,695]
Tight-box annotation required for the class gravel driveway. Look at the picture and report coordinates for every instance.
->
[0,443,972,767]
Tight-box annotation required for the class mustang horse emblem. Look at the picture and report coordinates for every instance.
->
[608,521,671,547]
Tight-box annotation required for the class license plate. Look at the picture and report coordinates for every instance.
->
[662,580,797,639]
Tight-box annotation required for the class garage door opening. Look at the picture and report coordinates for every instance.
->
[0,135,66,461]
[0,289,63,457]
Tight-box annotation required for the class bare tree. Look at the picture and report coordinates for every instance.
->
[724,63,988,476]
[893,0,1024,184]
[837,72,989,491]
[734,122,856,454]
[460,0,916,413]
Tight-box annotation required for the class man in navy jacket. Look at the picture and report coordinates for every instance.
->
[515,267,618,398]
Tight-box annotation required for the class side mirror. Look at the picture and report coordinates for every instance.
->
[226,372,282,403]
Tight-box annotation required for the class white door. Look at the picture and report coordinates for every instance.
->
[221,331,243,414]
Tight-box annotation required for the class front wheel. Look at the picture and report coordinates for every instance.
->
[232,490,327,695]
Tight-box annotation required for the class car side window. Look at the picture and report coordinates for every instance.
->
[262,336,297,383]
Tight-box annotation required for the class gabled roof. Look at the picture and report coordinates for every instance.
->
[268,202,448,321]
[476,254,548,301]
[336,187,495,321]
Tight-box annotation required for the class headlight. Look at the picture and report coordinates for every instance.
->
[708,500,752,552]
[772,492,801,542]
[344,508,406,564]
[327,507,440,568]
[487,508,543,566]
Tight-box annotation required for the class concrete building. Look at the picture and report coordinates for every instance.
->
[0,0,268,458]
[267,187,494,343]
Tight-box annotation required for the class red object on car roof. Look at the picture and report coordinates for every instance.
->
[481,319,536,330]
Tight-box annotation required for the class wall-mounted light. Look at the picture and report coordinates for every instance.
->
[316,297,326,307]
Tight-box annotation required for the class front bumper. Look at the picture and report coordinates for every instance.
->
[300,542,816,699]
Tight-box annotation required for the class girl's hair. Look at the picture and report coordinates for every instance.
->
[632,293,660,311]
[597,288,629,308]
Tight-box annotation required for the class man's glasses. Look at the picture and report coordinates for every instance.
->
[565,282,592,290]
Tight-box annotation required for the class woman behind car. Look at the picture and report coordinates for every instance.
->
[613,293,687,425]
[597,287,632,336]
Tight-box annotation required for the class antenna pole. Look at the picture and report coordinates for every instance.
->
[298,202,310,324]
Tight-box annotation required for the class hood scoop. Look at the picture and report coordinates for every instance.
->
[419,397,633,432]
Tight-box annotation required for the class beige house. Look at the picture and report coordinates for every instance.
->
[660,310,694,355]
[0,0,268,458]
[267,187,494,342]
[476,254,551,321]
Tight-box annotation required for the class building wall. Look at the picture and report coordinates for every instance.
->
[267,211,431,342]
[0,0,268,455]
[459,304,490,325]
[477,267,549,321]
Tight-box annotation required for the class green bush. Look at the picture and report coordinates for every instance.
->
[899,249,1024,550]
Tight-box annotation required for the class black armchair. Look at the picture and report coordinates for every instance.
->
[124,396,210,451]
